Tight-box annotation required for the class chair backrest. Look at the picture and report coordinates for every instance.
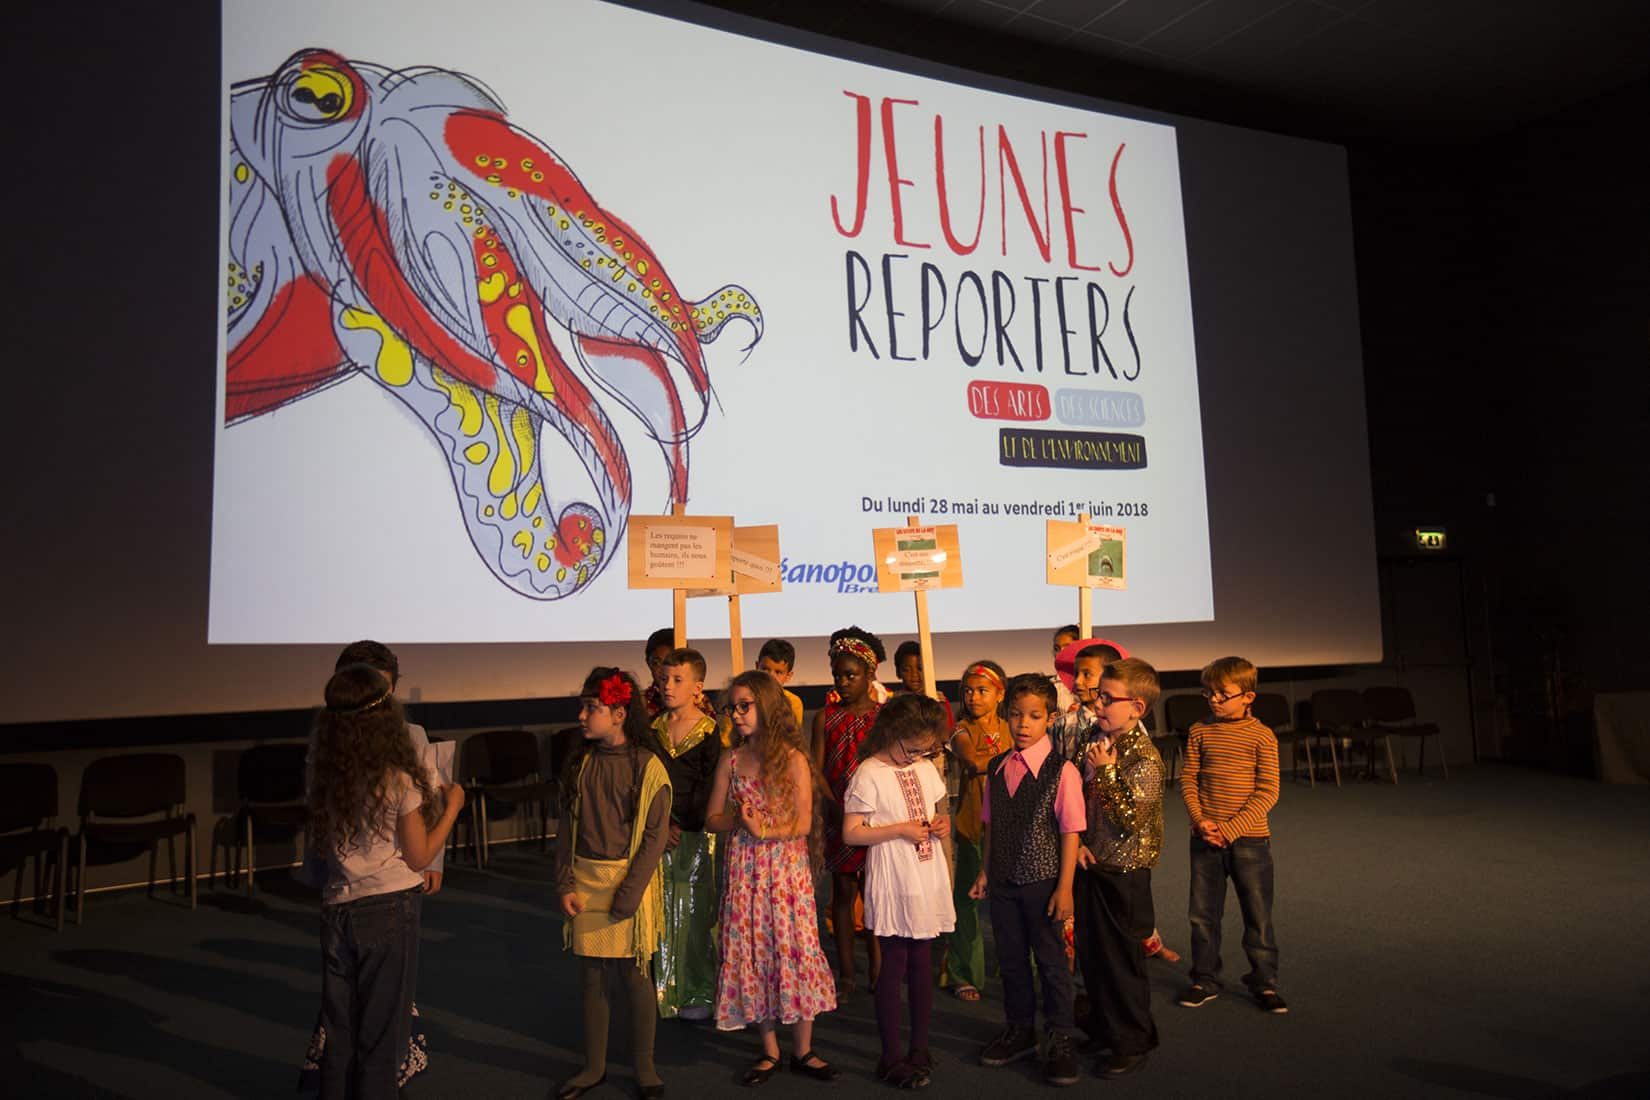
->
[459,729,542,784]
[1251,692,1292,732]
[1308,689,1366,730]
[0,763,58,833]
[1163,693,1210,734]
[238,743,310,804]
[79,753,186,818]
[1362,685,1417,725]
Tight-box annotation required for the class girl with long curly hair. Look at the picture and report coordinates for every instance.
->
[705,670,839,1086]
[307,663,464,1099]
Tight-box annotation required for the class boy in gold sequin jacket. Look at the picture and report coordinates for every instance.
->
[1072,654,1164,1076]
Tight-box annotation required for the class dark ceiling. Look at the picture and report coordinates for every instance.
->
[690,0,1650,141]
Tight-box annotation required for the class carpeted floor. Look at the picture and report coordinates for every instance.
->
[2,763,1647,1098]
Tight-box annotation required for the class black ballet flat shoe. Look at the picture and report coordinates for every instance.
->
[789,1051,841,1081]
[638,1083,666,1100]
[555,1073,605,1100]
[742,1055,781,1086]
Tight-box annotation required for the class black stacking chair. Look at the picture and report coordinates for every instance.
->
[1363,685,1448,778]
[1158,693,1208,780]
[1252,692,1319,788]
[1,763,70,931]
[72,753,197,924]
[547,726,584,837]
[1308,688,1398,784]
[234,743,310,894]
[458,730,553,867]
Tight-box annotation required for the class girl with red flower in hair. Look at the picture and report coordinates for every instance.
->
[553,668,672,1100]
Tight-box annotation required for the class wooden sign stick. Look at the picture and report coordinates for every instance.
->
[727,592,745,678]
[1076,511,1093,640]
[908,514,939,700]
[671,502,688,649]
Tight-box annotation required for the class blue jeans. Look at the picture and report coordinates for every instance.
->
[320,886,421,1099]
[1187,836,1278,992]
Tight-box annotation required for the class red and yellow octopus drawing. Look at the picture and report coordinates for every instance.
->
[225,49,761,599]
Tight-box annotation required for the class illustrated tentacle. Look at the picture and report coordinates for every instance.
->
[687,285,764,350]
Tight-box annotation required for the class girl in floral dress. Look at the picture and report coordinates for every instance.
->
[706,671,839,1086]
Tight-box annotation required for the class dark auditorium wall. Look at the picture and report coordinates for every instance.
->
[1351,76,1650,769]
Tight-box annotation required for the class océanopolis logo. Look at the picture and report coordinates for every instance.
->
[782,558,878,594]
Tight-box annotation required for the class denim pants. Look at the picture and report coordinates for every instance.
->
[989,877,1075,1031]
[320,885,422,1099]
[1187,836,1278,992]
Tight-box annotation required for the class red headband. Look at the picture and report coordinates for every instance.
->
[965,664,1005,692]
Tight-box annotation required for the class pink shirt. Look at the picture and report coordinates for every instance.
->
[980,735,1086,835]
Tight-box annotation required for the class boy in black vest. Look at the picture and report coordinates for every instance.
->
[968,674,1087,1086]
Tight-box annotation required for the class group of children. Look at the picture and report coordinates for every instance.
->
[303,628,1285,1097]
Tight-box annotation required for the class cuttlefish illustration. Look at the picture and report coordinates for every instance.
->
[225,49,761,598]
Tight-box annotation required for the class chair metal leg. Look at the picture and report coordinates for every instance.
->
[188,820,198,910]
[166,834,179,894]
[147,840,158,897]
[478,797,491,868]
[1326,735,1342,787]
[75,835,87,926]
[10,861,21,919]
[245,815,257,896]
[470,799,484,869]
[55,833,67,932]
[1302,740,1316,789]
[1384,736,1399,784]
[1438,738,1449,780]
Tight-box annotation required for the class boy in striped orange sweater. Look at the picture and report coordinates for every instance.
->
[1177,656,1286,1014]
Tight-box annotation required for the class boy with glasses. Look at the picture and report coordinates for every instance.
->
[1072,657,1164,1077]
[1178,656,1285,1014]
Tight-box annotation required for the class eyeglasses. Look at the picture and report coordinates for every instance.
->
[1095,692,1139,708]
[896,740,940,760]
[1201,689,1249,703]
[721,700,756,717]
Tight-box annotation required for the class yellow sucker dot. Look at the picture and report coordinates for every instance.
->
[339,308,413,386]
[535,553,550,571]
[465,442,489,464]
[482,396,516,495]
[505,303,556,399]
[431,369,485,436]
[512,530,533,558]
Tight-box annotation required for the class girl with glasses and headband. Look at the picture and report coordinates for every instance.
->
[842,693,955,1089]
[703,671,839,1086]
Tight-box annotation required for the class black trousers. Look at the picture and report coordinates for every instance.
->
[1074,867,1159,1056]
[989,877,1074,1031]
[320,886,421,1100]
